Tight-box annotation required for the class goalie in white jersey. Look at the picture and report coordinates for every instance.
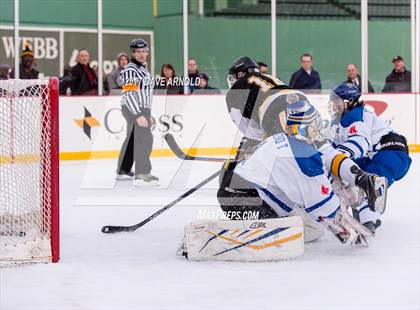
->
[217,100,375,245]
[328,83,412,232]
[177,99,386,262]
[222,56,386,216]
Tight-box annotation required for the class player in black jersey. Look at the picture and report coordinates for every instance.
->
[219,56,309,219]
[225,56,308,159]
[219,56,387,225]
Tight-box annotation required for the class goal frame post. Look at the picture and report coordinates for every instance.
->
[48,77,60,263]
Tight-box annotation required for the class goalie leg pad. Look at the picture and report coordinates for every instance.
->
[181,217,304,262]
[289,207,324,243]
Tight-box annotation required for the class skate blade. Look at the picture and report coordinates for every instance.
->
[132,180,160,188]
[374,177,388,215]
[116,175,133,181]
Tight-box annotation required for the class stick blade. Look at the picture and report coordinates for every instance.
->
[101,225,133,234]
[164,133,187,159]
[164,133,227,162]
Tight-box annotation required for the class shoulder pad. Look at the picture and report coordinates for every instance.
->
[340,105,364,128]
[288,137,324,177]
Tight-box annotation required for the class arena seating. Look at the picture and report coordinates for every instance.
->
[213,0,410,20]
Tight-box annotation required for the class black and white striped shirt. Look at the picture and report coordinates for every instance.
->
[119,60,153,116]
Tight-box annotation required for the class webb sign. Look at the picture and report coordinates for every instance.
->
[0,26,154,77]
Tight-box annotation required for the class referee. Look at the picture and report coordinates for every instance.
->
[116,39,159,187]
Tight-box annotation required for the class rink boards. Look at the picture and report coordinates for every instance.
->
[59,93,420,160]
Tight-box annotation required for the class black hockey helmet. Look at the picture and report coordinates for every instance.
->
[227,56,259,87]
[129,39,149,52]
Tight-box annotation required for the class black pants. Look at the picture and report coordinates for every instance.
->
[117,106,153,175]
[217,164,278,220]
[217,136,260,190]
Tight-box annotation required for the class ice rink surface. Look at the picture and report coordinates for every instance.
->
[1,155,419,310]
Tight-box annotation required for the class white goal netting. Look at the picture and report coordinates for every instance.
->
[0,78,59,265]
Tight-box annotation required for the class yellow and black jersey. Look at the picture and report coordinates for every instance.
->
[225,72,308,139]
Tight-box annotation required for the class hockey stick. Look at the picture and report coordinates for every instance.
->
[164,133,229,162]
[351,207,365,245]
[101,169,221,233]
[352,208,360,221]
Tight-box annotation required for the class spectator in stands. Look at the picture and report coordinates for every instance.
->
[289,53,321,92]
[155,64,183,95]
[192,72,220,94]
[382,55,411,93]
[258,62,269,74]
[108,53,129,90]
[188,58,199,92]
[0,64,10,80]
[345,64,374,93]
[70,48,98,95]
[59,65,74,95]
[91,63,110,95]
[10,43,39,79]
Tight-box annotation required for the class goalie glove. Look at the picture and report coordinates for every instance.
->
[319,212,359,245]
[319,202,374,246]
[331,178,364,209]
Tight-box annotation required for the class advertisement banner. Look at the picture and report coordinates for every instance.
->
[0,29,60,76]
[59,94,418,160]
[0,26,153,77]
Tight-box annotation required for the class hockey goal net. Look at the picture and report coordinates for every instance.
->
[0,77,59,265]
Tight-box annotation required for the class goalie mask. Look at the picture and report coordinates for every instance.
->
[285,99,323,144]
[227,56,259,88]
[328,83,361,120]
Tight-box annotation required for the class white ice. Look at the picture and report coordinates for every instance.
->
[1,155,419,310]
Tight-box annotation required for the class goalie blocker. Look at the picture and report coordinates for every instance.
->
[178,217,304,262]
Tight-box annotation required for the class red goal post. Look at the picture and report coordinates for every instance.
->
[0,77,59,265]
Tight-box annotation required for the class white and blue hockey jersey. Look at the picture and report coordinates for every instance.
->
[235,133,340,221]
[329,105,393,159]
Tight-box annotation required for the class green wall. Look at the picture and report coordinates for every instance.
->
[368,21,411,91]
[0,0,180,29]
[155,16,411,91]
[0,0,411,91]
[154,16,271,87]
[276,19,360,90]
